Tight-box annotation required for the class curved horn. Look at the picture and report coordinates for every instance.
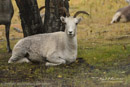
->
[39,6,45,11]
[59,7,70,17]
[73,11,89,18]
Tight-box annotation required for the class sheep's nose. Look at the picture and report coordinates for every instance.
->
[69,31,72,34]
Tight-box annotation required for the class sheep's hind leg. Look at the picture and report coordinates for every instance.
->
[8,55,30,63]
[16,58,30,63]
[8,48,30,63]
[46,57,66,66]
[8,56,21,63]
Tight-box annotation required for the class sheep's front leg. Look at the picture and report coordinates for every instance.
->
[46,62,62,66]
[16,58,30,63]
[46,57,66,66]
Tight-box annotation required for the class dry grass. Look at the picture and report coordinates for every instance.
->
[1,0,130,41]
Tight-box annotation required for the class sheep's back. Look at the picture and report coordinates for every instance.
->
[14,32,65,56]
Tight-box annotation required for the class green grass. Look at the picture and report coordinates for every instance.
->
[78,41,130,67]
[0,39,130,87]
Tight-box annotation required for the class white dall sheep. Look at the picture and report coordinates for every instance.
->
[8,11,89,66]
[111,5,130,24]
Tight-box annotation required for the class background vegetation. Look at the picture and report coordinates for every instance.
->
[0,0,130,87]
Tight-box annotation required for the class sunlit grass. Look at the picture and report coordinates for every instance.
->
[78,41,130,67]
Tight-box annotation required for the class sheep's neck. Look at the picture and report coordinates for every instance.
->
[65,34,77,51]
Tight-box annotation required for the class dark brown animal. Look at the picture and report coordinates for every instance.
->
[0,0,14,52]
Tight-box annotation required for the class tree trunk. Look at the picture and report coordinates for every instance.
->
[15,0,69,36]
[43,0,70,33]
[15,0,43,37]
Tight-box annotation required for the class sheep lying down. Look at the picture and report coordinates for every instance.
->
[8,32,77,66]
[8,16,82,66]
[111,5,130,24]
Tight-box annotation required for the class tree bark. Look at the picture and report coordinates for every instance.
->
[43,0,69,33]
[15,0,43,37]
[15,0,69,36]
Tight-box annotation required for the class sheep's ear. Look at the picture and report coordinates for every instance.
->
[60,16,66,23]
[76,17,82,24]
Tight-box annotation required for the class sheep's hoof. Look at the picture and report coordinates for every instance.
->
[8,60,13,63]
[7,49,12,53]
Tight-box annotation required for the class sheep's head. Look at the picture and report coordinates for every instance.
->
[60,10,89,37]
[60,16,82,37]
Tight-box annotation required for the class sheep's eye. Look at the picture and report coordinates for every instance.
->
[76,23,78,25]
